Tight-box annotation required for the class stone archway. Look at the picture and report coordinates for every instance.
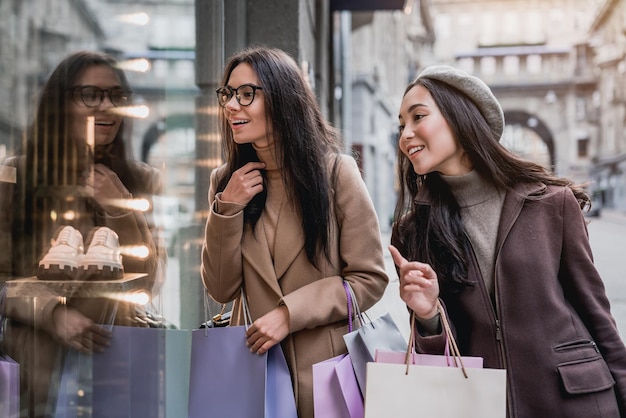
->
[503,110,556,169]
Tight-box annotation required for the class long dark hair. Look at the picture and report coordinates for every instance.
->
[216,46,342,266]
[392,77,590,290]
[13,51,137,275]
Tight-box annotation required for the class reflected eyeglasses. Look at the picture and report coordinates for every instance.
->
[215,84,263,108]
[69,85,133,108]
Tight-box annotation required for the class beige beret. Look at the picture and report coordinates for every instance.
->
[416,65,505,139]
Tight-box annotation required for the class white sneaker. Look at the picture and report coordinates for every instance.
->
[80,227,124,280]
[37,226,84,280]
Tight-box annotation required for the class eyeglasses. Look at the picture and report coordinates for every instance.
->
[69,85,133,108]
[215,84,263,108]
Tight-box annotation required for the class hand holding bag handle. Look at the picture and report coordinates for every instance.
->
[189,287,297,418]
[404,299,467,377]
[364,298,507,418]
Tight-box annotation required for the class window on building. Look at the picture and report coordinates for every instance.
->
[577,137,589,158]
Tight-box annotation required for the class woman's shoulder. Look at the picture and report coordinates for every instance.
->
[210,163,229,183]
[127,160,162,194]
[327,152,359,175]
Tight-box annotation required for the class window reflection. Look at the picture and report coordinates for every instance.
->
[0,2,197,415]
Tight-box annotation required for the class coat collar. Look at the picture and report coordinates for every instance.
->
[496,181,546,246]
[414,178,546,246]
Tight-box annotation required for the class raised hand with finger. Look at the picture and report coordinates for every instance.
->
[388,245,439,320]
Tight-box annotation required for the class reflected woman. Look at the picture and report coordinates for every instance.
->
[0,50,165,417]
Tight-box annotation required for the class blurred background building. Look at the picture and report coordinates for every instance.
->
[0,0,624,328]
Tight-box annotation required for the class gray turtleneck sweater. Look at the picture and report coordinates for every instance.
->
[418,171,505,334]
[442,170,505,298]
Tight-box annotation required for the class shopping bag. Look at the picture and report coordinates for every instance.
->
[313,281,364,417]
[312,353,363,418]
[54,326,191,418]
[334,353,364,418]
[343,293,407,396]
[364,362,506,418]
[0,285,20,418]
[0,353,19,418]
[375,348,484,368]
[188,325,297,418]
[363,300,507,418]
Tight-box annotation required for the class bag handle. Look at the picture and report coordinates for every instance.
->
[342,280,362,332]
[202,288,250,336]
[405,299,468,378]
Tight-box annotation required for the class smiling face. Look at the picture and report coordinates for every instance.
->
[68,64,124,146]
[398,83,471,176]
[222,63,272,147]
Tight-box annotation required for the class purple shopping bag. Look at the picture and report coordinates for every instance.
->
[55,326,191,418]
[0,353,19,418]
[335,353,364,418]
[188,326,297,418]
[313,353,363,418]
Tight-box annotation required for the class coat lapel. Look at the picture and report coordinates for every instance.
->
[273,200,305,279]
[240,203,305,295]
[241,220,283,296]
[497,182,546,248]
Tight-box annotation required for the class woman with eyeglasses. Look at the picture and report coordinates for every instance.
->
[201,46,388,418]
[0,50,166,416]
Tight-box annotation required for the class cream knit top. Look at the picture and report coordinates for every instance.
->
[253,144,286,261]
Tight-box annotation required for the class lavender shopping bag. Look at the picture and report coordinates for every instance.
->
[188,326,297,418]
[55,326,191,418]
[313,353,363,418]
[0,353,19,418]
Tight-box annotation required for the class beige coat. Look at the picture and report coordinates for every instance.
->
[201,154,388,418]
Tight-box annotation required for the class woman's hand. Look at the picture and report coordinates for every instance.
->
[245,305,289,355]
[89,163,131,215]
[51,305,112,353]
[389,245,440,319]
[221,162,266,206]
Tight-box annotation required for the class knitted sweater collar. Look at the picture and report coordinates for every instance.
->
[253,143,280,171]
[441,170,500,208]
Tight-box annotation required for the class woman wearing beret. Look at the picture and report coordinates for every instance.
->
[389,65,626,417]
[201,46,388,418]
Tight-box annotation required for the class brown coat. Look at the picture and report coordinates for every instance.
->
[393,182,626,417]
[202,154,388,418]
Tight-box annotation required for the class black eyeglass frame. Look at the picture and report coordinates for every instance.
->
[69,85,133,108]
[215,84,263,108]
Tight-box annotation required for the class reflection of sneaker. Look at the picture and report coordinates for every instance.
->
[80,227,124,280]
[37,226,84,280]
